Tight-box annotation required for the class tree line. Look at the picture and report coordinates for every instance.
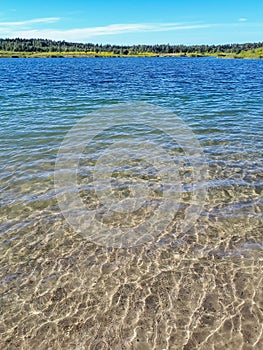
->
[0,38,262,54]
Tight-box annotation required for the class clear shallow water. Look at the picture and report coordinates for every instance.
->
[0,57,263,349]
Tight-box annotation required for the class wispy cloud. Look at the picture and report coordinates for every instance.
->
[2,22,211,41]
[0,17,60,27]
[239,18,247,22]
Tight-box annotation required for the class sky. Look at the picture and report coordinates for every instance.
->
[0,0,263,45]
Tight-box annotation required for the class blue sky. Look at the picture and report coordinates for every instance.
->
[0,0,262,44]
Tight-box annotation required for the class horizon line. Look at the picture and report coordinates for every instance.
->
[0,37,262,47]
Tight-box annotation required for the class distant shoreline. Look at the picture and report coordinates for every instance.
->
[1,39,263,59]
[0,51,262,59]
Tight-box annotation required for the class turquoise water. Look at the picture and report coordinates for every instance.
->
[0,57,263,349]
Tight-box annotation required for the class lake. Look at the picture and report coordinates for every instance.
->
[0,57,262,349]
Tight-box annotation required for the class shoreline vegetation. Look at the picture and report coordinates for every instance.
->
[0,38,262,59]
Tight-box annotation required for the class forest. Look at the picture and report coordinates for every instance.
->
[0,38,262,58]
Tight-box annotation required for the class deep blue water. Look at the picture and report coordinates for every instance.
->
[1,57,262,209]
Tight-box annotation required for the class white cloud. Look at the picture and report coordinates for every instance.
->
[4,22,211,41]
[0,17,60,26]
[239,18,247,22]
